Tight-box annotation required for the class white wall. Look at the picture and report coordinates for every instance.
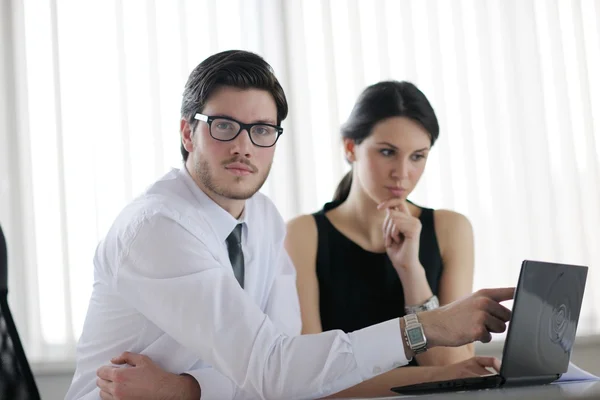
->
[33,338,600,400]
[36,373,72,400]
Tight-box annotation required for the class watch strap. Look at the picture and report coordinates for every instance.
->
[404,295,440,314]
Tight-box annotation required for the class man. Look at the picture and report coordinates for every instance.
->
[66,50,512,400]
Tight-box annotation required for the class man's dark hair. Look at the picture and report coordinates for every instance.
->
[180,50,288,161]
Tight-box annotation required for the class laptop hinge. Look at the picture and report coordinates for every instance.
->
[504,375,560,387]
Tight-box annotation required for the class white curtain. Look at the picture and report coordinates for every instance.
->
[0,0,598,364]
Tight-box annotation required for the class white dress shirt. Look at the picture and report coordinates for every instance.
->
[66,167,409,400]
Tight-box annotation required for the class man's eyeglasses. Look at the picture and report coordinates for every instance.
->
[194,113,283,148]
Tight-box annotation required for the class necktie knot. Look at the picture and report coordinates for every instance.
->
[226,224,243,246]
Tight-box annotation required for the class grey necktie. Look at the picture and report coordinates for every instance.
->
[226,224,245,288]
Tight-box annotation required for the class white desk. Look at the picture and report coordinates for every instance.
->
[347,381,600,400]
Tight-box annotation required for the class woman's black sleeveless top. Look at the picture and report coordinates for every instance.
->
[312,201,444,341]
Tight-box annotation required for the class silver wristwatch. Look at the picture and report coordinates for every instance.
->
[404,295,439,314]
[403,313,428,355]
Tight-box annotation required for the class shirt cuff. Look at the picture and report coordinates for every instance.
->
[348,318,409,380]
[184,367,237,400]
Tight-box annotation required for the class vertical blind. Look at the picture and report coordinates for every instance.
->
[0,0,598,363]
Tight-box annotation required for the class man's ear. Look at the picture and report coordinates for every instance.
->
[181,118,194,153]
[343,138,356,162]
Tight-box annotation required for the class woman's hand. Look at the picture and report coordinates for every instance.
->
[433,356,501,381]
[379,198,422,273]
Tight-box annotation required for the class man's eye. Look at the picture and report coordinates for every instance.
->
[216,122,234,130]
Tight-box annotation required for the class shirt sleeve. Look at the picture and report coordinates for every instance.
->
[182,367,236,400]
[113,215,409,400]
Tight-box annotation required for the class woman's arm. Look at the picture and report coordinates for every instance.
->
[428,209,476,363]
[408,210,475,366]
[379,201,474,366]
[285,215,323,334]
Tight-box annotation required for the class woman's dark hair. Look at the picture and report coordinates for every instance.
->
[333,81,439,203]
[180,50,288,161]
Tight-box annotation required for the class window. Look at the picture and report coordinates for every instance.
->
[1,0,598,363]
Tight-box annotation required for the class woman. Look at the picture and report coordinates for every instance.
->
[286,81,497,397]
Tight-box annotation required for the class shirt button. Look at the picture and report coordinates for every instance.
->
[373,366,382,374]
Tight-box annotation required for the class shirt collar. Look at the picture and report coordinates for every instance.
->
[179,166,248,243]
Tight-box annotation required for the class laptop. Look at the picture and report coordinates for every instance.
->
[391,260,588,395]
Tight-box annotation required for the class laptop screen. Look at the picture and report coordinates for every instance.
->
[500,260,588,379]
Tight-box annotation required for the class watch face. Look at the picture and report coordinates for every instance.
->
[407,326,425,345]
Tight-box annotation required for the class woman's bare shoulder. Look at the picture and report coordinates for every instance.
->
[433,209,472,233]
[285,214,319,271]
[433,209,474,256]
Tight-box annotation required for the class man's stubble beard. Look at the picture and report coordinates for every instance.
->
[195,158,272,200]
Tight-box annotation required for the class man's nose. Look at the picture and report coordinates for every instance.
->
[231,129,253,157]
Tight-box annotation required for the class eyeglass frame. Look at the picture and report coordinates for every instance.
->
[194,113,284,148]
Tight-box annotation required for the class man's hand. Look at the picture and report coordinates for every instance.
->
[419,287,514,347]
[96,352,200,400]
